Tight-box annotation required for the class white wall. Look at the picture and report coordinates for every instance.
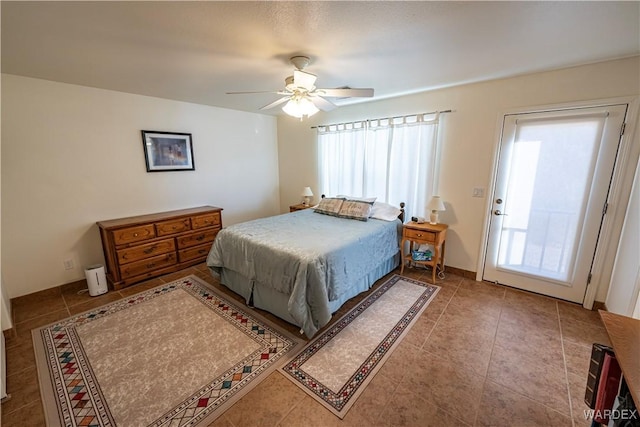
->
[277,56,640,302]
[606,155,640,316]
[2,74,280,298]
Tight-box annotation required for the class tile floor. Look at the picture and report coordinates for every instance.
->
[1,263,611,426]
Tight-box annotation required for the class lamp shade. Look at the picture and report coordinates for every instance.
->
[301,187,314,197]
[426,196,446,212]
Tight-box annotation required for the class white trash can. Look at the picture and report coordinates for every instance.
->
[85,264,108,296]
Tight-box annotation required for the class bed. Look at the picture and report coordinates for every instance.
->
[206,201,404,338]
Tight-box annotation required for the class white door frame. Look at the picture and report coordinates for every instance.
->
[476,96,640,309]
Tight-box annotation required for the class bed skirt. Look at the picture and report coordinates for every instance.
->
[209,252,400,336]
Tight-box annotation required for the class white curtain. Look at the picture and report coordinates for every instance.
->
[317,114,440,218]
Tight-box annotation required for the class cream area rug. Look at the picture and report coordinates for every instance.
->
[280,274,439,418]
[32,275,301,427]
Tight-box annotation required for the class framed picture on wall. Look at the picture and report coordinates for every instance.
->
[141,130,195,172]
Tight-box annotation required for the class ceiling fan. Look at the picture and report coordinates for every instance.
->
[226,56,374,118]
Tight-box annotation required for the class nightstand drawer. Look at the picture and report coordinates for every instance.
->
[404,228,436,242]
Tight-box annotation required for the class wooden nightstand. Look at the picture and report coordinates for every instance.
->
[400,222,448,283]
[289,203,312,212]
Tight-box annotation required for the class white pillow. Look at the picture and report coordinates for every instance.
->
[370,201,402,221]
[336,195,377,204]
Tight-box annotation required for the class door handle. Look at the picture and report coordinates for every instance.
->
[494,210,508,216]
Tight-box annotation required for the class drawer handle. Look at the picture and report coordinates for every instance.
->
[199,249,206,254]
[133,233,139,237]
[143,245,157,254]
[196,235,205,241]
[146,262,156,269]
[416,233,422,237]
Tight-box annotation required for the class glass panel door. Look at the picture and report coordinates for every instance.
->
[484,104,627,302]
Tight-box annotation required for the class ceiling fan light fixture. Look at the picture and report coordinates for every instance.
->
[282,97,319,119]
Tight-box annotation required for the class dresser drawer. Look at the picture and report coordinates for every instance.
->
[119,253,177,279]
[176,229,218,249]
[113,224,156,245]
[404,228,436,243]
[155,218,191,236]
[178,243,211,263]
[116,239,176,265]
[191,213,221,230]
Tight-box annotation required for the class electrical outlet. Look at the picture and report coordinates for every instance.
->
[472,187,485,198]
[64,259,74,270]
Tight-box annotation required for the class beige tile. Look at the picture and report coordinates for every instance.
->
[117,277,166,298]
[377,340,421,385]
[500,304,561,334]
[423,321,495,377]
[66,291,124,315]
[504,288,558,315]
[560,319,611,348]
[224,371,306,427]
[399,351,484,424]
[402,314,436,348]
[279,395,343,427]
[487,342,570,415]
[14,309,70,338]
[342,372,398,426]
[380,383,470,426]
[0,399,45,427]
[448,284,504,319]
[5,335,35,377]
[494,320,564,370]
[563,340,593,378]
[11,287,66,324]
[159,267,201,283]
[558,301,604,326]
[206,414,235,427]
[476,380,573,427]
[2,367,40,415]
[60,278,92,307]
[567,372,593,426]
[433,303,500,336]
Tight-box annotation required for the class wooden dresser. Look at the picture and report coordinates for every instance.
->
[97,206,223,290]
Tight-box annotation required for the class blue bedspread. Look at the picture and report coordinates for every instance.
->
[206,209,400,337]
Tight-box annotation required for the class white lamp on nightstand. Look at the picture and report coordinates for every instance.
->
[301,187,314,206]
[426,196,446,224]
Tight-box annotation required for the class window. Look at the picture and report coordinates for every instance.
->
[317,113,441,218]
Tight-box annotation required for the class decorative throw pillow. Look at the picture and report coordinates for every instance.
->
[314,197,345,216]
[336,195,377,204]
[337,200,373,221]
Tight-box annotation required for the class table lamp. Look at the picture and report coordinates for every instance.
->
[301,187,314,206]
[426,196,446,224]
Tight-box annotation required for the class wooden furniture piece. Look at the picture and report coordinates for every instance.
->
[400,222,448,283]
[290,203,312,212]
[599,310,640,407]
[97,206,223,290]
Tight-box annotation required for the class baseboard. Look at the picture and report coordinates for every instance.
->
[444,265,476,280]
[593,301,607,312]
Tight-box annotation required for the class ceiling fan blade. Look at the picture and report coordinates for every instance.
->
[293,70,317,91]
[309,95,337,112]
[260,96,290,110]
[316,88,374,98]
[226,90,279,95]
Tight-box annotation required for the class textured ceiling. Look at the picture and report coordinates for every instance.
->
[2,1,639,115]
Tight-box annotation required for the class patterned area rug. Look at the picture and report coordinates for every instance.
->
[32,275,301,427]
[280,274,439,418]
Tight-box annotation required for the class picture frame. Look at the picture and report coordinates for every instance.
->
[141,130,195,172]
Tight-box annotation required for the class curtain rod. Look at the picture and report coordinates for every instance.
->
[310,109,453,129]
